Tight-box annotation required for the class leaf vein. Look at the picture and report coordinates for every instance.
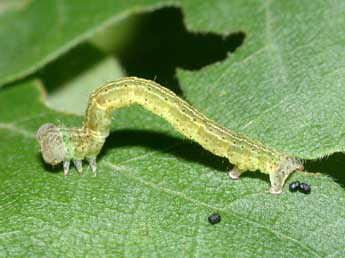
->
[104,161,322,257]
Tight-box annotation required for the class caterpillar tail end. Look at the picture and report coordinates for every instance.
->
[269,157,304,194]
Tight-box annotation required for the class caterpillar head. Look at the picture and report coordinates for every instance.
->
[37,123,65,166]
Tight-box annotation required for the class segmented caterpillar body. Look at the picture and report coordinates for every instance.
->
[37,77,303,194]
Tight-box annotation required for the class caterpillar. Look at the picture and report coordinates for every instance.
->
[37,77,303,194]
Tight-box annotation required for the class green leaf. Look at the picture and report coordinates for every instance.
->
[179,0,345,159]
[42,43,124,114]
[0,0,175,86]
[1,1,345,257]
[0,80,344,257]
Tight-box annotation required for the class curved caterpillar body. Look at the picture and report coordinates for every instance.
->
[37,77,303,194]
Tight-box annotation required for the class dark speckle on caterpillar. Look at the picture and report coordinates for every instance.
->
[37,77,303,194]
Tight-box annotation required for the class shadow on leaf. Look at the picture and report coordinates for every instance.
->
[304,153,345,189]
[40,44,108,94]
[99,129,270,184]
[99,129,229,171]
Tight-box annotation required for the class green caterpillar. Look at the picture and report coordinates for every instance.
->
[37,77,303,194]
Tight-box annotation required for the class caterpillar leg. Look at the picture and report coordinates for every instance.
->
[73,159,83,175]
[63,160,70,177]
[269,158,303,194]
[88,157,97,176]
[228,166,245,179]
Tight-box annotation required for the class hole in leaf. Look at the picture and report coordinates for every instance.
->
[98,7,245,94]
[39,7,245,113]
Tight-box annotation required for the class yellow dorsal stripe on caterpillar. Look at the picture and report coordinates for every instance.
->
[37,77,303,194]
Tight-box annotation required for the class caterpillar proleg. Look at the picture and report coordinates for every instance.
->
[37,77,303,194]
